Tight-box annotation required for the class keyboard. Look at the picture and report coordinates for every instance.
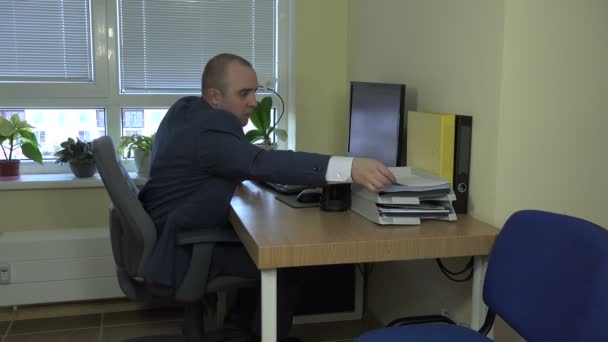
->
[262,181,311,194]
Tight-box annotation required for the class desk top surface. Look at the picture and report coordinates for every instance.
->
[229,181,498,269]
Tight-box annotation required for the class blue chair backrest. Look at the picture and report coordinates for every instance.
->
[483,210,608,342]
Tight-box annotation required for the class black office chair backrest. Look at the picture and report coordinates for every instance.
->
[484,210,608,341]
[93,136,157,279]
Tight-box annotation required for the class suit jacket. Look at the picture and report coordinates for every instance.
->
[139,96,330,288]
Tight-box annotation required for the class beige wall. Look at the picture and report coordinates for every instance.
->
[494,0,608,228]
[348,0,606,341]
[347,0,508,335]
[295,0,350,155]
[348,0,505,224]
[0,189,109,232]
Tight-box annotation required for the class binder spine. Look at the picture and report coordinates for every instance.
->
[453,115,472,214]
[439,115,455,183]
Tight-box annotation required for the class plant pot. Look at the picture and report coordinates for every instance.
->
[134,149,151,177]
[255,142,278,151]
[69,159,97,178]
[0,160,20,180]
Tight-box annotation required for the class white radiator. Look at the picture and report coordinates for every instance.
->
[0,228,363,324]
[0,227,123,307]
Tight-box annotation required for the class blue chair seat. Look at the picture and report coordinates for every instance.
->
[357,324,492,342]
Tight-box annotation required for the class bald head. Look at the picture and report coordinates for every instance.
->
[201,53,253,95]
[201,53,259,126]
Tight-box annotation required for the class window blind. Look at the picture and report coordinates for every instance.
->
[118,0,277,94]
[0,0,92,82]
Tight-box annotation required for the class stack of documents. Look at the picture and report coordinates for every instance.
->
[351,167,457,225]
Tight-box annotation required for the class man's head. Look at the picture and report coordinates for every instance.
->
[201,53,258,126]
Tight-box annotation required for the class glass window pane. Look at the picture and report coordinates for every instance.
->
[0,108,105,160]
[121,108,168,137]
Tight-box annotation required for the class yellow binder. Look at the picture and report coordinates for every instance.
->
[406,111,455,184]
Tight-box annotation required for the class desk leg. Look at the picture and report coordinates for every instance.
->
[261,268,277,342]
[471,256,488,331]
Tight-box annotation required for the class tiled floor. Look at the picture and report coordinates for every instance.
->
[0,306,381,342]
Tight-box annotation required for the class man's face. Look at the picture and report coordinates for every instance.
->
[210,62,259,126]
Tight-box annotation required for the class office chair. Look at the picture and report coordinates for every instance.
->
[356,210,608,342]
[93,136,257,342]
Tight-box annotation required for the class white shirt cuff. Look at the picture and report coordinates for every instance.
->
[325,156,353,183]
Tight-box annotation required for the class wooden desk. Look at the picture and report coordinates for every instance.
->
[229,181,498,341]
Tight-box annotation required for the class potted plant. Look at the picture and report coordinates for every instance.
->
[0,114,43,179]
[54,138,97,178]
[119,133,155,177]
[245,88,287,150]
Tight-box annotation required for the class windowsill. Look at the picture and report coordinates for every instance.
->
[0,173,147,191]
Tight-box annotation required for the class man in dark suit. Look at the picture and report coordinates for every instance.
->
[139,53,395,341]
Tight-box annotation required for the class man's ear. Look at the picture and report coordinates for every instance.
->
[205,88,222,108]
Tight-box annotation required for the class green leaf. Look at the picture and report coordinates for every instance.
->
[250,101,265,131]
[10,114,34,129]
[258,96,273,130]
[0,117,16,137]
[18,129,38,147]
[21,142,43,164]
[118,133,155,159]
[245,129,265,144]
[274,128,288,142]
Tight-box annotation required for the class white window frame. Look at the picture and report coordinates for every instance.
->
[1,0,295,175]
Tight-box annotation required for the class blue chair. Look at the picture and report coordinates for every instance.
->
[356,210,608,342]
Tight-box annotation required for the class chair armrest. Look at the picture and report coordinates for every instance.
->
[175,243,214,302]
[387,314,456,327]
[175,228,243,302]
[176,229,240,245]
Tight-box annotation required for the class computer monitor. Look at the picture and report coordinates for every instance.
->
[348,82,406,167]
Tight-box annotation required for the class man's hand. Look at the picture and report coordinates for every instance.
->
[351,158,397,192]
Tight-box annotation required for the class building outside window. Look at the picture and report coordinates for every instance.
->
[0,109,105,159]
[78,130,91,142]
[122,110,144,128]
[0,109,25,120]
[34,131,46,144]
[96,110,105,128]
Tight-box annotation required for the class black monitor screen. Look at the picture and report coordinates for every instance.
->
[348,82,406,167]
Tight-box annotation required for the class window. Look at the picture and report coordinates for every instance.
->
[96,110,105,128]
[122,110,144,128]
[0,0,291,173]
[35,131,47,144]
[78,131,91,141]
[117,0,277,94]
[0,109,25,120]
[0,108,105,160]
[0,0,93,83]
[121,108,168,137]
[79,113,89,125]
